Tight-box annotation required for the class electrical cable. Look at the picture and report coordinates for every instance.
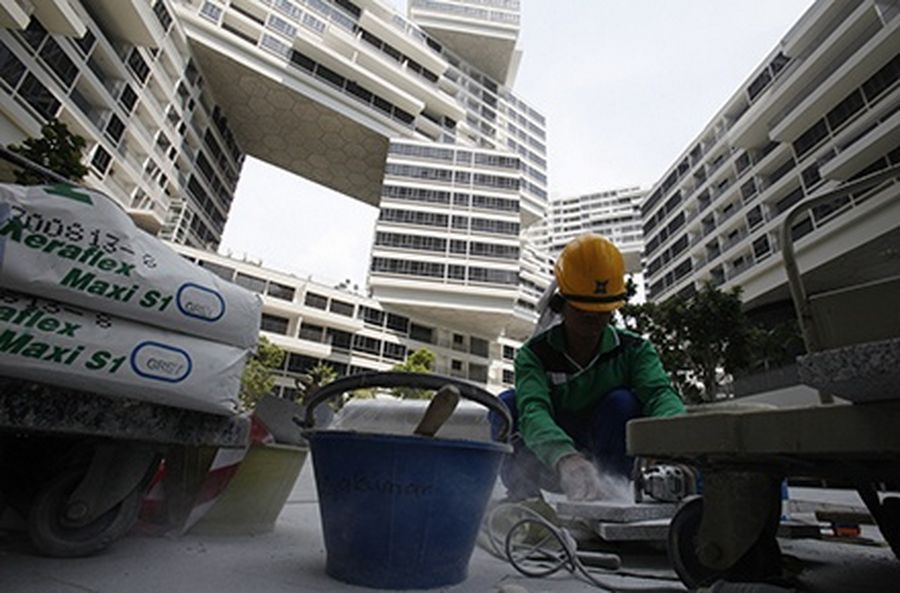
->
[483,502,685,593]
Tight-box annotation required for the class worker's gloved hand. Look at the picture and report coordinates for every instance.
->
[556,453,604,501]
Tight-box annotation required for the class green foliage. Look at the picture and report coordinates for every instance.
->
[619,283,754,403]
[295,361,338,406]
[239,336,286,411]
[746,319,805,372]
[7,119,88,184]
[390,347,436,399]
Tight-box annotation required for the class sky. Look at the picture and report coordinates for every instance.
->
[218,0,816,289]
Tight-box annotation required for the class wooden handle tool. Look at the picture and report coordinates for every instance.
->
[413,384,461,437]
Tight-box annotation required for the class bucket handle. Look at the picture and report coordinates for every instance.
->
[299,371,513,443]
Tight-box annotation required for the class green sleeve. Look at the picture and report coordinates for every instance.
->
[514,345,577,469]
[630,340,685,417]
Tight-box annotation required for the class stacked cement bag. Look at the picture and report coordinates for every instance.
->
[0,183,262,415]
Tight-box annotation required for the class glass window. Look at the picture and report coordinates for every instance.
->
[90,145,111,176]
[752,235,771,260]
[266,281,295,301]
[119,84,138,114]
[502,345,516,360]
[153,0,174,31]
[468,363,488,384]
[260,313,289,335]
[0,42,26,88]
[127,49,150,84]
[469,337,489,358]
[198,260,235,280]
[826,89,864,132]
[287,352,315,373]
[862,53,900,103]
[73,30,96,55]
[105,114,125,144]
[409,323,433,344]
[19,74,60,120]
[358,305,385,326]
[299,323,324,342]
[383,342,406,361]
[351,334,381,355]
[20,19,46,50]
[235,272,267,293]
[792,119,828,159]
[304,291,327,309]
[329,299,354,317]
[328,328,352,350]
[39,38,78,88]
[386,313,409,333]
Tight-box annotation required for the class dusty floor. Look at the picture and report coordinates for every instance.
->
[1,462,898,593]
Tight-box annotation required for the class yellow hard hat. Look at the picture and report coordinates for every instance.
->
[554,234,627,312]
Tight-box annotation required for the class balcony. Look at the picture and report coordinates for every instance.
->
[127,191,169,234]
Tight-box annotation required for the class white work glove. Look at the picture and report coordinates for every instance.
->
[556,453,604,501]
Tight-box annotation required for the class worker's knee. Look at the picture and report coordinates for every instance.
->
[598,388,642,422]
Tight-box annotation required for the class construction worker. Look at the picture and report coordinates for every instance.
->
[491,234,685,501]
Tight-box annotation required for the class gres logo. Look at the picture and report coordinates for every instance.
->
[176,283,225,322]
[130,341,192,383]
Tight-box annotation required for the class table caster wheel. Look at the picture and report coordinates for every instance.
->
[28,466,143,557]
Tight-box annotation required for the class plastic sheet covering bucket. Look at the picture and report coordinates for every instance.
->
[301,372,512,589]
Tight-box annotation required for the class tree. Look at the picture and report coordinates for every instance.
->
[619,283,754,403]
[619,300,699,400]
[295,361,338,406]
[746,319,805,372]
[7,119,88,184]
[239,336,286,411]
[668,283,753,402]
[390,347,436,399]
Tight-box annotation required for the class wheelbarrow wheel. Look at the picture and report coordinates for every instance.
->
[668,495,782,588]
[28,467,143,557]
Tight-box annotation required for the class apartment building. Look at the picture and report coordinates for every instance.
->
[0,0,546,390]
[525,186,648,302]
[641,0,900,323]
[368,0,551,343]
[0,1,243,246]
[0,1,500,244]
[542,187,645,269]
[173,243,520,392]
[1,0,551,347]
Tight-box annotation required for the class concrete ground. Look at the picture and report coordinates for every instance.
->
[1,462,899,593]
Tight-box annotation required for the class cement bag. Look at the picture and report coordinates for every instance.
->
[0,288,246,415]
[0,183,261,348]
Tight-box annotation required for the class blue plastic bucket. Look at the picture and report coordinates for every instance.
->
[301,372,512,590]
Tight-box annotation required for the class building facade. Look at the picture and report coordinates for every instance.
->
[367,0,551,344]
[0,0,244,246]
[173,243,520,393]
[0,0,549,390]
[542,186,645,268]
[531,186,647,302]
[641,0,900,323]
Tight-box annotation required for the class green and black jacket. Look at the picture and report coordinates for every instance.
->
[514,324,685,469]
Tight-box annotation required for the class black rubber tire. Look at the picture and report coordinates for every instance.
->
[27,467,143,558]
[668,495,782,588]
[668,495,721,588]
